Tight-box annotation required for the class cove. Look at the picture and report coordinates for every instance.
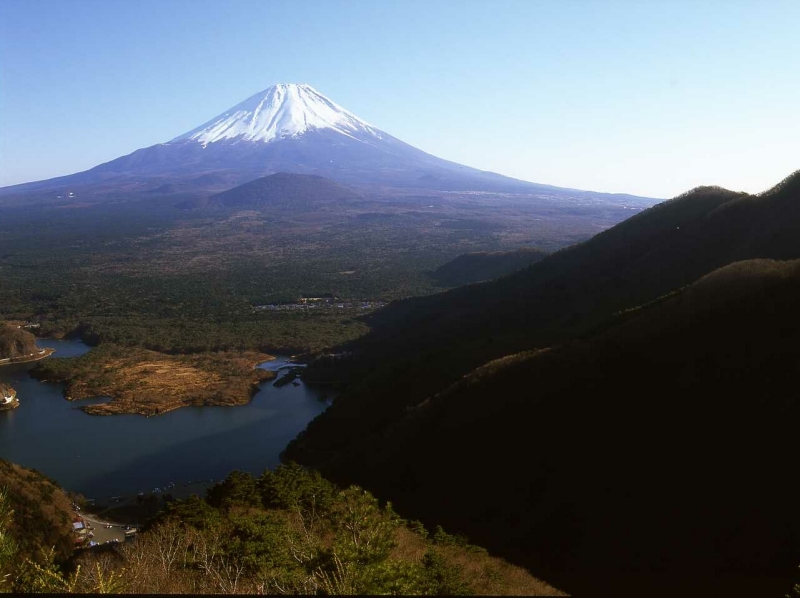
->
[0,339,328,500]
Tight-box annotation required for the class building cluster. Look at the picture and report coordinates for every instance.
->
[71,512,97,548]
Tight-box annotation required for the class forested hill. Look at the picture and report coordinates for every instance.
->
[209,172,363,209]
[286,169,800,596]
[430,247,549,287]
[0,324,41,361]
[301,258,800,596]
[0,459,75,564]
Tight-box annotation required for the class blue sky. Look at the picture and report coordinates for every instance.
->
[1,0,798,197]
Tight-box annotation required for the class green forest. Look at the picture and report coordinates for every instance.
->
[0,183,617,354]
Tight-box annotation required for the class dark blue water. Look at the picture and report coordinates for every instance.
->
[0,339,328,499]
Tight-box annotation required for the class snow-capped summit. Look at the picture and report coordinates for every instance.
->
[172,83,382,146]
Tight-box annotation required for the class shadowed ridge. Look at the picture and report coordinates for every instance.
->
[680,257,800,302]
[286,169,800,591]
[324,258,800,597]
[673,184,742,199]
[430,247,549,287]
[760,168,800,197]
[359,179,749,341]
[288,178,770,477]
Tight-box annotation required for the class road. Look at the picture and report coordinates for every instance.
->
[74,510,131,545]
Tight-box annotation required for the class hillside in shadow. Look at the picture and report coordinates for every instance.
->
[287,170,800,596]
[293,172,800,463]
[316,258,800,596]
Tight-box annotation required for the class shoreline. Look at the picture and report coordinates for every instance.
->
[78,360,276,417]
[83,480,217,526]
[0,347,56,367]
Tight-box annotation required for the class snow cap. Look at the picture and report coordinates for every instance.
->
[172,83,379,146]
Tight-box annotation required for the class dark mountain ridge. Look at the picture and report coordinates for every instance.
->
[293,176,797,426]
[339,258,800,596]
[302,172,800,393]
[285,169,800,596]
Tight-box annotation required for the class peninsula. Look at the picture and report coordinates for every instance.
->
[31,344,277,416]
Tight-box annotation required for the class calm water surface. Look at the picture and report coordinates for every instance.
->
[0,339,328,499]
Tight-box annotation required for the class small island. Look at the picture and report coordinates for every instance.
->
[0,383,19,411]
[31,344,277,417]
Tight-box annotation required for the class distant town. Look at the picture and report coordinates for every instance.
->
[253,297,387,312]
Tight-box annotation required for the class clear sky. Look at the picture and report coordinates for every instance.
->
[1,0,798,198]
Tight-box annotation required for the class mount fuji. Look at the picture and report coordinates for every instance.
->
[0,84,651,202]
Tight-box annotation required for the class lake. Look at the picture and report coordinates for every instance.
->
[0,339,329,500]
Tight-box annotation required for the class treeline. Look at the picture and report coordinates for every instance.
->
[57,313,370,355]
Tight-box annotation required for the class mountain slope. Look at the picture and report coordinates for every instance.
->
[319,258,800,596]
[0,459,75,564]
[292,174,800,463]
[285,169,800,594]
[208,172,362,209]
[431,247,549,287]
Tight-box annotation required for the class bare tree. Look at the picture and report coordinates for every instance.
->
[183,523,251,594]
